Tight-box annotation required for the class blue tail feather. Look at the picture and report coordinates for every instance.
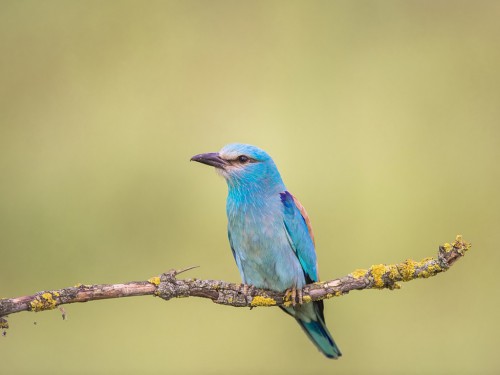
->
[297,316,341,359]
[290,300,341,359]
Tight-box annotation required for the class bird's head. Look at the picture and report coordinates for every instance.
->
[191,143,285,192]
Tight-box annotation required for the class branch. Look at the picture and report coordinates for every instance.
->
[0,235,470,330]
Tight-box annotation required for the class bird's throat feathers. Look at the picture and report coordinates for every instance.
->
[223,161,286,201]
[211,143,286,211]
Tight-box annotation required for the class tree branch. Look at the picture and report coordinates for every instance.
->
[0,235,470,330]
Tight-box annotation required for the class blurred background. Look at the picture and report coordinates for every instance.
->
[1,1,499,374]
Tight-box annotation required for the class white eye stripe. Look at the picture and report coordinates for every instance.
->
[219,150,240,160]
[219,151,256,164]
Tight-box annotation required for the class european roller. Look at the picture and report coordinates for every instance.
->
[191,143,341,359]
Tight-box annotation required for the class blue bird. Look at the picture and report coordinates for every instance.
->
[191,143,341,359]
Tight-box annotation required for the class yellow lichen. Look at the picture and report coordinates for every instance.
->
[74,283,91,288]
[452,235,471,253]
[148,276,161,286]
[350,268,368,279]
[30,299,44,311]
[30,292,58,312]
[283,289,293,307]
[442,243,453,252]
[398,259,418,281]
[250,295,277,307]
[419,262,442,278]
[302,295,312,303]
[369,264,386,288]
[322,291,342,298]
[387,264,400,281]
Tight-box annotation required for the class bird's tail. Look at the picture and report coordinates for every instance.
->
[296,315,341,359]
[283,300,342,359]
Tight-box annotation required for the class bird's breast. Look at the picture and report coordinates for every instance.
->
[226,194,305,291]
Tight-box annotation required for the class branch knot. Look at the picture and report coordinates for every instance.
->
[438,235,470,269]
[156,269,185,300]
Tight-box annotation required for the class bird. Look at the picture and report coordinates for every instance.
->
[191,143,341,359]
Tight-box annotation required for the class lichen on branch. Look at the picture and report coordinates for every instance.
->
[0,235,470,328]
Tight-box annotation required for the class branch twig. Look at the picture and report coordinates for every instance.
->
[0,235,470,330]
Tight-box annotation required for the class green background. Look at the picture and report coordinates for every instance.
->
[1,1,499,374]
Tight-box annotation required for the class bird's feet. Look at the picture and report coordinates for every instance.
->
[284,287,303,307]
[241,284,255,308]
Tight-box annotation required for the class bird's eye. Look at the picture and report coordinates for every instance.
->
[238,155,249,163]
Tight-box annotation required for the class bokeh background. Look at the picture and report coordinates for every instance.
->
[1,1,499,374]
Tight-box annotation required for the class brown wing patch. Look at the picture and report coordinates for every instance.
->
[291,194,315,247]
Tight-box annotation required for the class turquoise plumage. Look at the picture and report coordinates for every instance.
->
[191,143,341,359]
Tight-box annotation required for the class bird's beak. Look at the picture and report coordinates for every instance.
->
[190,152,228,169]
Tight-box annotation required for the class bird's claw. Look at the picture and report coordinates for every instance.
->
[297,288,303,305]
[241,284,255,308]
[284,287,303,307]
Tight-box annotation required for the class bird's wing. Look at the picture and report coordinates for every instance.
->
[280,191,319,283]
[228,230,243,269]
[291,195,316,247]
